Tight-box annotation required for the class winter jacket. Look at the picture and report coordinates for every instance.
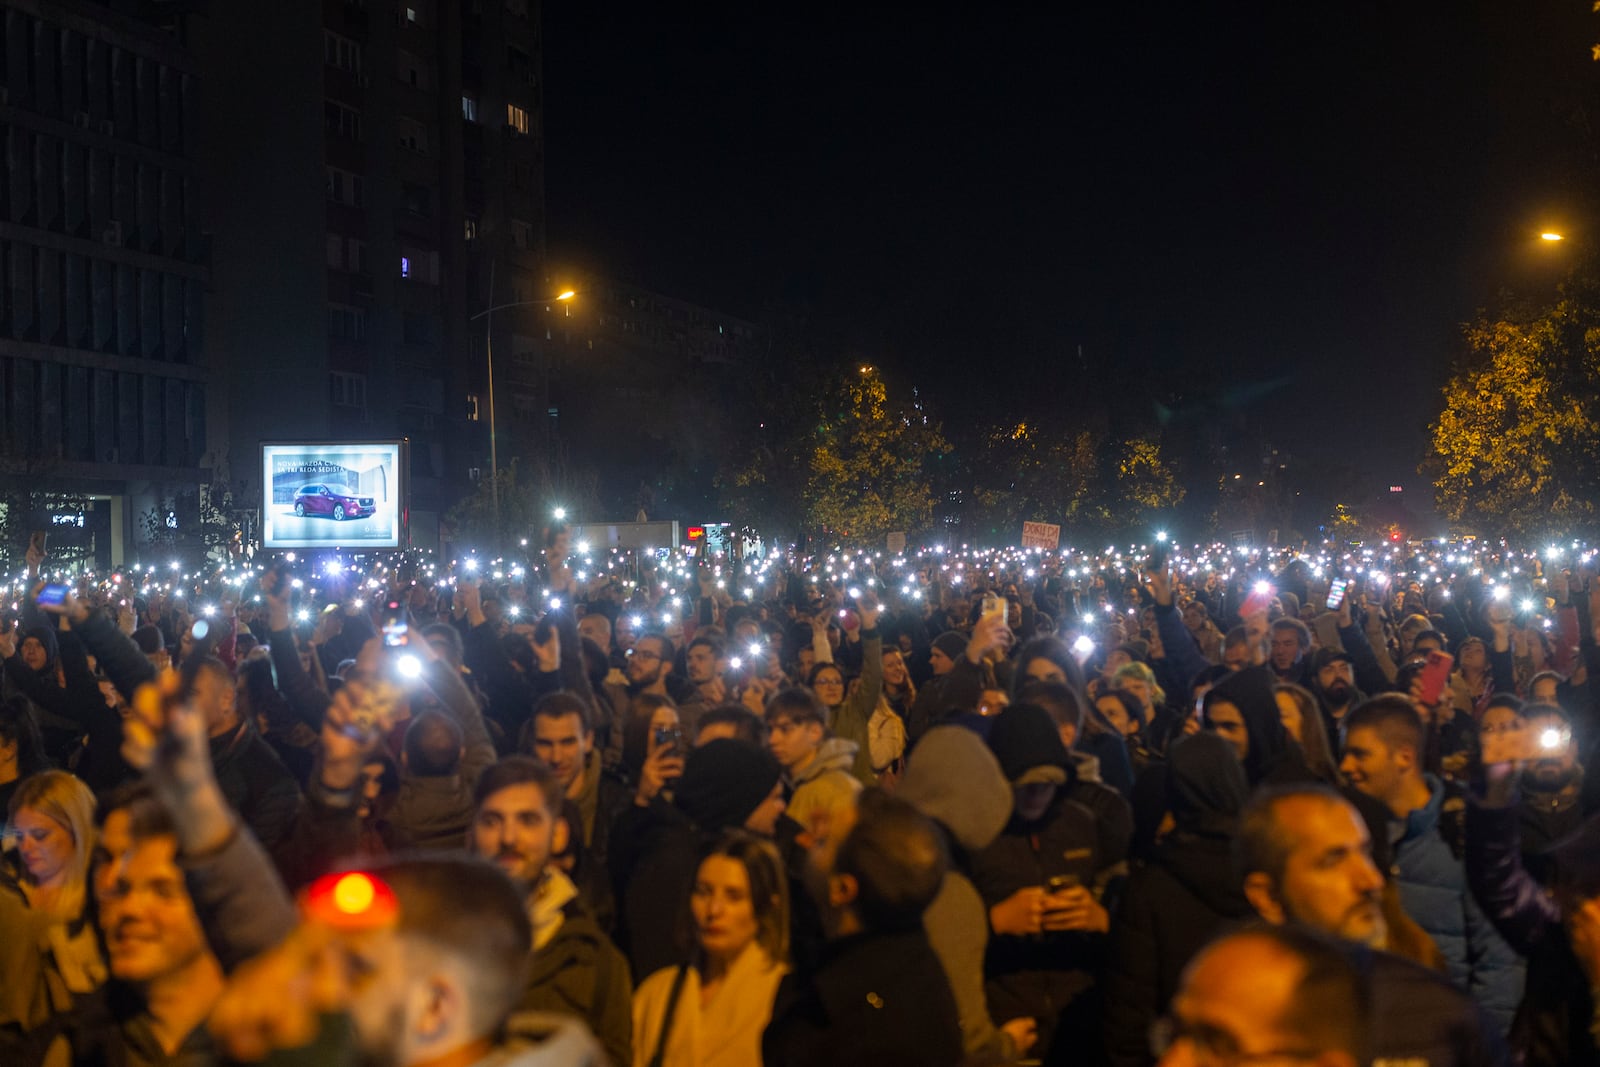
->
[906,656,986,741]
[785,738,863,830]
[972,793,1114,1058]
[898,725,1018,1064]
[819,629,883,784]
[1467,793,1600,1066]
[206,719,302,853]
[1103,732,1253,1067]
[1351,944,1512,1067]
[1391,775,1524,1035]
[762,928,963,1067]
[522,895,633,1067]
[384,658,499,852]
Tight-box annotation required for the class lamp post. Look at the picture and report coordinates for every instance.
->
[469,267,575,536]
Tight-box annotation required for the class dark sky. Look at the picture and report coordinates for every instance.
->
[543,2,1598,495]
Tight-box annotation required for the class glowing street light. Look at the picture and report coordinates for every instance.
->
[1541,232,1565,242]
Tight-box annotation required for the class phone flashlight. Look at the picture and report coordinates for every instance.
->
[395,653,423,679]
[729,656,743,669]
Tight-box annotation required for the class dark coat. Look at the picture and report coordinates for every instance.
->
[1353,945,1511,1067]
[971,793,1115,1059]
[522,897,633,1067]
[763,928,963,1067]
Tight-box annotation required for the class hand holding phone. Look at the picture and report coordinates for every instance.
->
[1416,650,1454,707]
[1325,578,1349,613]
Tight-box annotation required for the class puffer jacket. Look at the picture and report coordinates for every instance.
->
[522,896,632,1067]
[1467,794,1600,1066]
[1393,775,1523,1035]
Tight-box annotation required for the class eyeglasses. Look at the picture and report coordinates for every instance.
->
[627,649,661,663]
[1149,1016,1319,1066]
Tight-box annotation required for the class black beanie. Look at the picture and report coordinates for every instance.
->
[674,739,784,833]
[932,631,967,663]
[985,704,1070,784]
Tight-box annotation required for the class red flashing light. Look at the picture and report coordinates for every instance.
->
[1389,530,1404,543]
[302,870,399,930]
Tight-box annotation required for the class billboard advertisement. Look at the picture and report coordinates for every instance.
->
[261,442,405,549]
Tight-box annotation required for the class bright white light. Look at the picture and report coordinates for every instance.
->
[729,657,743,669]
[1521,599,1536,613]
[169,561,180,571]
[552,507,567,521]
[1541,728,1565,749]
[396,654,423,679]
[296,609,310,622]
[1156,531,1168,543]
[1492,586,1510,601]
[550,598,561,609]
[577,541,590,555]
[631,615,643,628]
[463,559,479,572]
[325,561,342,576]
[202,604,216,618]
[1253,581,1271,595]
[1073,635,1095,656]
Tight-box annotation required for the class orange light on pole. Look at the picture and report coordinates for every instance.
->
[1541,232,1565,242]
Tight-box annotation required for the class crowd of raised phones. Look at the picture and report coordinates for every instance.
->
[2,533,1600,1067]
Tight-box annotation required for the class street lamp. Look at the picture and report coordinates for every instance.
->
[469,266,578,537]
[1541,232,1565,242]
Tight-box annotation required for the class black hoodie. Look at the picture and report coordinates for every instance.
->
[1103,733,1255,1067]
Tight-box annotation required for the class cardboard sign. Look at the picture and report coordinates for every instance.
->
[1021,521,1060,550]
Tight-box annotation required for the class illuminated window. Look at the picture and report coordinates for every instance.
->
[506,104,530,135]
[461,95,478,122]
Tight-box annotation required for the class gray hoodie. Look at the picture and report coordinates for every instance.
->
[899,726,1020,1063]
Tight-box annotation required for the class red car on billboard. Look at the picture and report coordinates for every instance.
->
[292,484,375,521]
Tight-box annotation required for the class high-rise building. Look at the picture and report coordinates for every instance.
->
[195,0,547,549]
[0,0,211,568]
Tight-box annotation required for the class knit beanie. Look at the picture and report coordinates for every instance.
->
[932,631,967,663]
[986,705,1070,786]
[674,739,784,833]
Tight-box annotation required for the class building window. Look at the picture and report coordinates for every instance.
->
[326,234,344,269]
[329,305,366,341]
[507,45,534,85]
[398,119,428,153]
[464,218,479,242]
[506,104,530,135]
[465,393,480,421]
[325,167,364,206]
[324,101,362,142]
[401,182,432,218]
[462,96,479,122]
[349,239,367,274]
[330,372,367,408]
[324,32,362,74]
[398,52,428,90]
[400,255,411,279]
[512,219,535,250]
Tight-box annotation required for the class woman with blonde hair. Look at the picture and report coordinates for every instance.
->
[632,830,790,1067]
[0,770,107,1062]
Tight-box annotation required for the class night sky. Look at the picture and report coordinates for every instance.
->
[543,2,1598,499]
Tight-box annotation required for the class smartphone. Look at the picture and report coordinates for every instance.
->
[1417,650,1454,707]
[1241,582,1275,618]
[28,530,46,557]
[1482,725,1539,765]
[653,724,684,755]
[1146,546,1168,574]
[1325,578,1349,612]
[982,593,1005,621]
[381,599,408,647]
[1046,873,1081,893]
[35,583,69,607]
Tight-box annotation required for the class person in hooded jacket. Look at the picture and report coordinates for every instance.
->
[764,687,862,832]
[1203,666,1394,874]
[974,704,1125,1065]
[1101,731,1253,1067]
[898,724,1039,1063]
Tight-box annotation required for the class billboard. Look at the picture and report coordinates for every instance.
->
[261,441,405,549]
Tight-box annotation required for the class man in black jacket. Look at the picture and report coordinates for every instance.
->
[763,790,963,1067]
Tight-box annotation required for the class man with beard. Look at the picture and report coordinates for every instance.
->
[118,665,603,1067]
[1237,784,1508,1067]
[606,632,705,736]
[469,756,632,1067]
[1513,704,1585,878]
[1311,648,1362,744]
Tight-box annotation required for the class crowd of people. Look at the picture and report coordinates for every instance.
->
[2,528,1600,1066]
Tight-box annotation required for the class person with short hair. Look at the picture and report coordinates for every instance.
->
[765,688,861,831]
[470,756,633,1067]
[762,791,964,1067]
[1154,925,1371,1067]
[1235,783,1508,1066]
[1267,617,1313,686]
[1340,696,1524,1032]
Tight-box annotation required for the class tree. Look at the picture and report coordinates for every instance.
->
[805,367,950,544]
[445,452,601,552]
[1427,281,1600,537]
[1114,434,1185,526]
[968,421,1103,541]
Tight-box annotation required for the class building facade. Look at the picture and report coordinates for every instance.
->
[0,0,210,568]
